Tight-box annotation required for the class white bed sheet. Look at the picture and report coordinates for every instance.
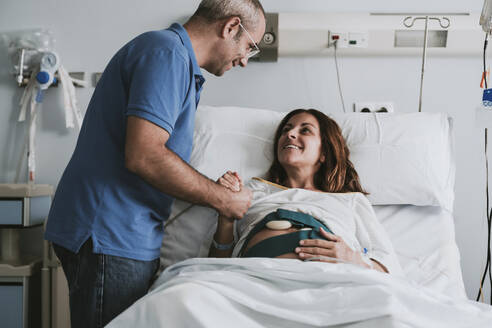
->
[160,203,467,300]
[108,258,490,328]
[375,205,467,299]
[135,198,472,328]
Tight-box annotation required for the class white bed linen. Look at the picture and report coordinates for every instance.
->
[160,203,466,299]
[107,258,492,328]
[374,205,467,299]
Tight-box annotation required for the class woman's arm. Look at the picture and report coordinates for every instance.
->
[208,171,243,257]
[369,259,389,273]
[353,251,388,273]
[351,195,402,275]
[208,215,235,257]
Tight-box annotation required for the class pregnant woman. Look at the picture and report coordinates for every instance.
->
[209,109,401,274]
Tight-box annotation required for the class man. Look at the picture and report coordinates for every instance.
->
[44,1,266,327]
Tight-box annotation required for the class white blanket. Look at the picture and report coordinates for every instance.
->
[107,258,492,328]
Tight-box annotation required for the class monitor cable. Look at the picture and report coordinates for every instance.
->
[477,31,492,304]
[333,41,347,113]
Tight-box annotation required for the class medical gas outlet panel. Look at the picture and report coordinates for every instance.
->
[251,13,278,62]
[279,12,481,56]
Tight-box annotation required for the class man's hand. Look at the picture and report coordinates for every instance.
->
[220,187,252,219]
[216,171,251,219]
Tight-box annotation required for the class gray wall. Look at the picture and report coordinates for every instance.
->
[0,0,488,301]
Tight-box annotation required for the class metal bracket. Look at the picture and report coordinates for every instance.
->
[93,72,103,87]
[16,71,86,88]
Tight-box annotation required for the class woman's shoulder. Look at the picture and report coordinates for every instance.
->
[248,177,287,190]
[320,191,372,208]
[320,190,368,199]
[245,177,285,200]
[348,192,374,210]
[351,191,371,201]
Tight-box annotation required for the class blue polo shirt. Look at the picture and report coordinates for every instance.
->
[45,23,205,261]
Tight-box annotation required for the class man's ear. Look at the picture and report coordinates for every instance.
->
[221,16,241,39]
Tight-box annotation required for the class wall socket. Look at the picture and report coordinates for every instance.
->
[328,31,368,48]
[354,102,394,113]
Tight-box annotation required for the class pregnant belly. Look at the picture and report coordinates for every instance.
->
[244,227,301,259]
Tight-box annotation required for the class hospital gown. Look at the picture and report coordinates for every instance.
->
[232,178,403,275]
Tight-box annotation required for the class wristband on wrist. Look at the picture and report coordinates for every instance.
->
[212,238,234,251]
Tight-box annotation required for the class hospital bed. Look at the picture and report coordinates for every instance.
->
[107,106,492,327]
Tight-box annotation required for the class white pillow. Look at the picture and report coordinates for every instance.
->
[160,105,455,270]
[190,106,455,209]
[331,112,455,210]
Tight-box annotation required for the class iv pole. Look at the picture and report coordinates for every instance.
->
[403,16,450,112]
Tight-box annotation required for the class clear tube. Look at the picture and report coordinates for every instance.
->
[0,29,55,75]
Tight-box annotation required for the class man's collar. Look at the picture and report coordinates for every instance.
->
[168,23,204,82]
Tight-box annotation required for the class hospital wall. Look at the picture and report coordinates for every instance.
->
[0,0,487,301]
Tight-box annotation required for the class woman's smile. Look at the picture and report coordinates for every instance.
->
[278,113,323,168]
[283,144,303,150]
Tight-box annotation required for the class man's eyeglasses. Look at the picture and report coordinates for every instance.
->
[239,23,260,59]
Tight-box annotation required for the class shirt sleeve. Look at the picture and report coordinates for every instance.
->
[352,194,404,276]
[126,49,189,134]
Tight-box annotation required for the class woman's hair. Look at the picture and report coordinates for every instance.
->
[267,109,368,195]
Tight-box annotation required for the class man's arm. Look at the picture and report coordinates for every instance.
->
[124,116,251,218]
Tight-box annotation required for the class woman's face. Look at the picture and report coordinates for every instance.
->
[277,113,324,171]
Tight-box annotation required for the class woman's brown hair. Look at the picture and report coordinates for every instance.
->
[267,109,368,194]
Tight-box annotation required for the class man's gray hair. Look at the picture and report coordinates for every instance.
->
[191,0,265,30]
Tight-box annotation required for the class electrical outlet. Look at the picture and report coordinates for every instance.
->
[328,31,349,48]
[354,102,394,113]
[328,31,368,48]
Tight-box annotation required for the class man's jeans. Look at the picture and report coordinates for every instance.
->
[53,239,160,328]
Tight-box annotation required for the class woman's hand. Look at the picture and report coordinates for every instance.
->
[217,171,243,192]
[216,171,244,224]
[295,227,388,272]
[295,227,359,264]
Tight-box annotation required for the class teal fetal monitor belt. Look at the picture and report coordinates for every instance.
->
[240,209,334,258]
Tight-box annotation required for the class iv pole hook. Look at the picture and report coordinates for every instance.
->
[403,15,451,112]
